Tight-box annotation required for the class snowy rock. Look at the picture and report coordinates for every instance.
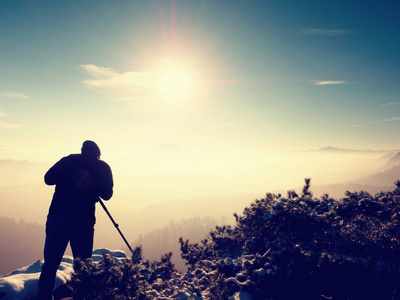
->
[0,249,126,300]
[92,248,127,265]
[253,268,266,276]
[0,257,73,300]
[231,290,253,300]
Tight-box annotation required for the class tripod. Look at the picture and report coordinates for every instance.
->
[98,199,135,256]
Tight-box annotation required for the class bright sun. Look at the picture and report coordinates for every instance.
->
[156,64,195,101]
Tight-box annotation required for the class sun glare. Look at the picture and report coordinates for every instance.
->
[156,64,195,101]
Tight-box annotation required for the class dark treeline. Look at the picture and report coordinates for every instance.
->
[0,214,219,276]
[131,216,219,271]
[0,217,45,276]
[70,179,400,299]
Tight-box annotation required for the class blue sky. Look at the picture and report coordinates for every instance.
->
[1,0,400,166]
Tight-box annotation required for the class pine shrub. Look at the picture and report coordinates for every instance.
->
[71,179,400,299]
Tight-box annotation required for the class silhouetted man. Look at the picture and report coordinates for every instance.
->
[37,141,113,300]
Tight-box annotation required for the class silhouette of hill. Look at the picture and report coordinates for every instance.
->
[131,216,219,272]
[384,151,400,169]
[316,146,395,153]
[283,152,400,198]
[0,217,44,276]
[352,164,400,187]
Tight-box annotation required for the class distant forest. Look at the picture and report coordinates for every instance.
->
[0,217,44,276]
[131,216,219,271]
[0,215,219,276]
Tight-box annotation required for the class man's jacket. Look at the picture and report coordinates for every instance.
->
[45,153,113,221]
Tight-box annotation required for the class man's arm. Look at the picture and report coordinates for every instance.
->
[44,157,67,185]
[97,162,114,200]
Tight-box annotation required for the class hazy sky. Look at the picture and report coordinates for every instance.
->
[2,1,400,252]
[1,1,400,174]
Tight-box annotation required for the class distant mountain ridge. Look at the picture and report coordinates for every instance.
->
[353,164,400,187]
[283,149,400,198]
[384,152,400,169]
[316,146,397,153]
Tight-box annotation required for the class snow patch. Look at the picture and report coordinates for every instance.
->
[231,290,253,300]
[0,248,126,300]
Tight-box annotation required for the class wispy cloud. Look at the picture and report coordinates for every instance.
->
[382,102,400,107]
[301,28,351,36]
[0,92,29,99]
[79,64,119,79]
[0,108,22,129]
[371,116,400,124]
[289,78,347,86]
[315,81,346,86]
[79,64,156,101]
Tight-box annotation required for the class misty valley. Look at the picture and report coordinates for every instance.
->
[2,147,400,299]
